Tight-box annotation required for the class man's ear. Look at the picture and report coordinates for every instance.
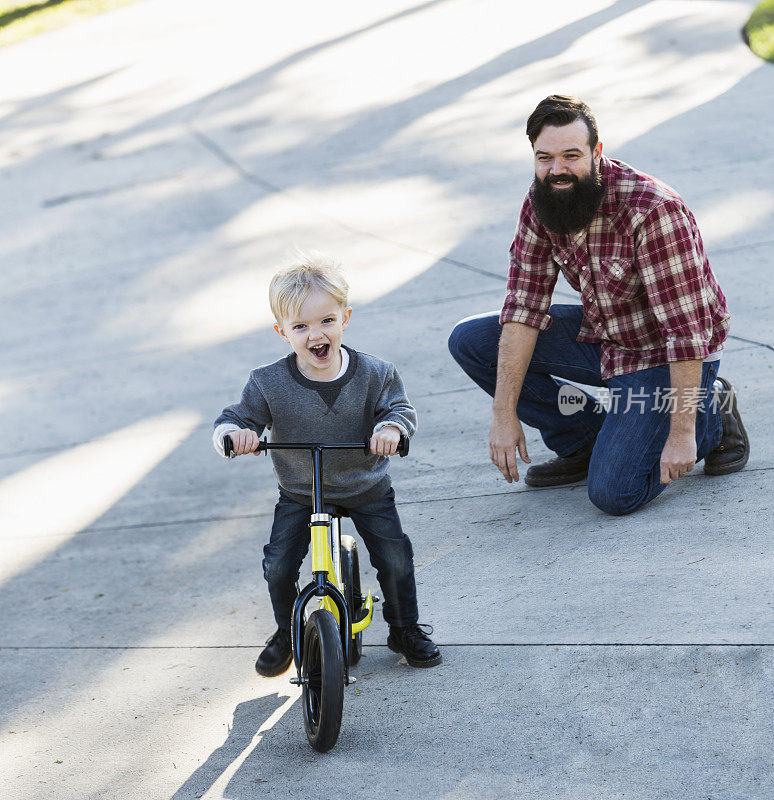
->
[593,140,603,165]
[341,306,352,331]
[274,322,290,343]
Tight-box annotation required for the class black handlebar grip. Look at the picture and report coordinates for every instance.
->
[224,433,268,457]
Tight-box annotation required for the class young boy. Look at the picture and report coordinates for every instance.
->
[212,255,441,676]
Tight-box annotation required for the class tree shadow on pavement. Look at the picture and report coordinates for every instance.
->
[0,0,68,31]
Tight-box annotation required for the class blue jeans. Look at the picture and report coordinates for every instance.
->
[263,487,418,629]
[448,305,723,516]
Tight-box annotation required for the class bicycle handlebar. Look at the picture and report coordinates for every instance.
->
[223,433,409,459]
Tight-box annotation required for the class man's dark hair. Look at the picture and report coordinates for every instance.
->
[526,95,599,150]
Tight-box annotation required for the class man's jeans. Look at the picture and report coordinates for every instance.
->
[263,487,419,629]
[448,305,723,516]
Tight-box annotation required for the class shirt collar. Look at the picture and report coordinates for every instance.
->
[598,155,619,217]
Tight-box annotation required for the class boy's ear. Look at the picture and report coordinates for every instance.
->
[341,306,352,330]
[273,322,290,343]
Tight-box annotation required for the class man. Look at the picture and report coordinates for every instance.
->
[448,95,749,515]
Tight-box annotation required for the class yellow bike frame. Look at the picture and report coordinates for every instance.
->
[310,515,374,634]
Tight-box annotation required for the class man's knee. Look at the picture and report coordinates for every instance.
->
[447,318,474,365]
[447,313,498,366]
[587,471,648,516]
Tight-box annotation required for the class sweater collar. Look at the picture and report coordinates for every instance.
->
[286,344,358,390]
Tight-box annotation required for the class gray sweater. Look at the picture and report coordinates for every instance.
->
[213,346,417,506]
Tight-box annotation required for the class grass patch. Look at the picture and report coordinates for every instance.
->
[0,0,141,47]
[744,0,774,62]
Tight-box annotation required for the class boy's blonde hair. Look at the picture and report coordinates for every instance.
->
[269,253,349,322]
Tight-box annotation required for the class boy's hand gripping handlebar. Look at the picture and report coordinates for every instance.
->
[223,433,410,458]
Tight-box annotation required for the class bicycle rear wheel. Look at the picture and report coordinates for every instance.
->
[340,534,364,666]
[301,609,344,752]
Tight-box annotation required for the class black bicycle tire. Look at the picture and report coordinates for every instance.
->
[301,609,344,752]
[340,534,364,666]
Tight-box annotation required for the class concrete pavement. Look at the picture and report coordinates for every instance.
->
[1,1,772,797]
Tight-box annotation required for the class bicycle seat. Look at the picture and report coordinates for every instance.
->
[329,505,350,519]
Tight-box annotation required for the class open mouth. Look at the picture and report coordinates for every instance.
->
[309,343,330,360]
[548,176,577,190]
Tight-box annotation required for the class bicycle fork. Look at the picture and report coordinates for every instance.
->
[290,445,353,686]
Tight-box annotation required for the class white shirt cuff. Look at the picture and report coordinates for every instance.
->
[373,420,408,438]
[213,423,241,457]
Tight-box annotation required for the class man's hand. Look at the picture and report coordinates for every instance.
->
[488,322,539,483]
[660,430,697,484]
[660,359,702,484]
[489,410,531,483]
[227,428,262,455]
[370,425,401,456]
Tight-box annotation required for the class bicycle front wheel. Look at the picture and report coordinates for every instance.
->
[301,609,344,752]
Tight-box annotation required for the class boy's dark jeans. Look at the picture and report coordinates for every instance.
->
[263,487,419,629]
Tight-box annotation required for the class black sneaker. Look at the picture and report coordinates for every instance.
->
[255,628,292,677]
[387,623,442,668]
[524,438,596,487]
[704,377,750,476]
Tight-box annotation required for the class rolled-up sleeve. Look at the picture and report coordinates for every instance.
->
[499,196,558,330]
[635,200,715,362]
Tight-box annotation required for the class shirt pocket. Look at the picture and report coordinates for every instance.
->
[598,257,641,300]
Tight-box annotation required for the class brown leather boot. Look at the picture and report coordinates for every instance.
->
[704,377,750,476]
[524,438,596,487]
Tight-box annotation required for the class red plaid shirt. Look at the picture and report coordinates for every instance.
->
[500,157,730,379]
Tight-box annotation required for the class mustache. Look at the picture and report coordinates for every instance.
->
[544,173,579,187]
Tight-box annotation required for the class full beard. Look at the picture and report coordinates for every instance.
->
[532,163,605,236]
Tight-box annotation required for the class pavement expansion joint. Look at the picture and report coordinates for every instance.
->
[187,125,501,283]
[82,511,275,535]
[3,643,772,650]
[359,287,504,315]
[726,334,774,353]
[42,174,181,208]
[711,237,774,256]
[415,385,480,398]
[16,469,770,538]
